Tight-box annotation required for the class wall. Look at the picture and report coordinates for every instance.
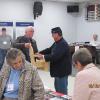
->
[35,1,78,50]
[0,0,33,21]
[77,3,100,42]
[0,0,77,50]
[0,0,34,40]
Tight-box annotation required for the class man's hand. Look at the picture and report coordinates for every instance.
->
[25,43,31,48]
[34,53,44,60]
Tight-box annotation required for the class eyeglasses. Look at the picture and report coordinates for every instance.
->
[28,31,34,32]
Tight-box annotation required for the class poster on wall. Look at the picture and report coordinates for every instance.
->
[0,22,13,38]
[15,22,34,38]
[86,4,100,21]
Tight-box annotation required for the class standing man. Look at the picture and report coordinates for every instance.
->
[35,27,72,94]
[0,28,12,70]
[13,26,38,62]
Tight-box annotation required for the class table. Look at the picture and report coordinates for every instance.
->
[69,45,96,63]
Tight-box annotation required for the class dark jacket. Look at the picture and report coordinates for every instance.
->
[40,38,72,77]
[13,36,38,62]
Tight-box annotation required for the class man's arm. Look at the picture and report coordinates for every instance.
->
[12,37,25,49]
[45,44,66,62]
[31,39,38,53]
[31,68,45,100]
[35,43,67,62]
[12,37,31,49]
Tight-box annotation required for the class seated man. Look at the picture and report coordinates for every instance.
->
[90,34,100,64]
[72,48,100,100]
[90,34,100,46]
[0,48,45,100]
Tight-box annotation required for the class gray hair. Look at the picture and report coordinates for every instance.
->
[25,26,34,33]
[6,48,25,65]
[72,48,92,66]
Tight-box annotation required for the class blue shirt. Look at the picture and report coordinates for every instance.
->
[4,68,21,98]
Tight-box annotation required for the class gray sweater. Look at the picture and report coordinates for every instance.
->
[0,35,12,49]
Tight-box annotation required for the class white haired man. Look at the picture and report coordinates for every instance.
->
[13,26,38,62]
[90,34,100,46]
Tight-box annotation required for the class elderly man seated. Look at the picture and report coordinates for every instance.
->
[0,48,45,100]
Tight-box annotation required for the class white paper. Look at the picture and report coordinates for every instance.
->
[75,46,79,52]
[3,41,7,45]
[7,83,14,91]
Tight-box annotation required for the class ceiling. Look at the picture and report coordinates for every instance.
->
[45,0,88,2]
[1,0,99,3]
[35,0,100,3]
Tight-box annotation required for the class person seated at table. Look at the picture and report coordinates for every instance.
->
[90,34,100,46]
[0,48,45,100]
[72,48,100,100]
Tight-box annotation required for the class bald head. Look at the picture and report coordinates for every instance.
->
[25,26,34,38]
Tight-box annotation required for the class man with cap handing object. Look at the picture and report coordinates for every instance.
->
[35,27,72,95]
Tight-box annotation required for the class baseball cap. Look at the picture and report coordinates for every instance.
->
[51,27,62,36]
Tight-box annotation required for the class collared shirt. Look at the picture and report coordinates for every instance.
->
[4,68,21,98]
[90,40,100,46]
